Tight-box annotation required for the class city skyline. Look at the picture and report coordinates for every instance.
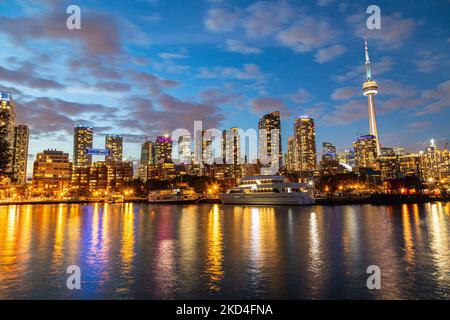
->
[0,0,449,177]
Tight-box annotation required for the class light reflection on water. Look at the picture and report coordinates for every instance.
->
[0,203,449,299]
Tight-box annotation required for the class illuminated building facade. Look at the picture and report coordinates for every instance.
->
[0,92,16,178]
[286,136,297,173]
[105,134,123,163]
[222,128,241,165]
[12,124,29,184]
[32,149,72,196]
[419,140,450,181]
[178,135,191,164]
[362,37,381,156]
[354,135,378,169]
[337,149,356,168]
[294,117,317,173]
[73,125,93,167]
[156,136,172,164]
[322,142,336,161]
[258,111,282,174]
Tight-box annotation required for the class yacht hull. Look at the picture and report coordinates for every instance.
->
[219,193,314,205]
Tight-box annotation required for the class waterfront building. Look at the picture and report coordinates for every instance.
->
[73,125,93,167]
[155,136,175,179]
[419,140,450,181]
[32,149,72,197]
[178,135,191,164]
[286,136,297,173]
[353,135,378,170]
[222,128,241,165]
[0,92,16,178]
[362,37,381,156]
[138,140,156,181]
[12,124,29,184]
[294,116,317,173]
[337,149,356,169]
[258,111,282,175]
[105,134,123,163]
[322,142,337,161]
[398,153,421,178]
[379,155,400,180]
[87,161,133,192]
[156,136,172,164]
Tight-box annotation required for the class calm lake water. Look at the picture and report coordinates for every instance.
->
[0,202,449,300]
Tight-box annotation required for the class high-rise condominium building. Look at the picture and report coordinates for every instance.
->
[73,125,93,167]
[105,134,123,163]
[0,92,16,177]
[258,111,282,173]
[32,149,72,196]
[178,135,191,164]
[222,128,241,165]
[337,149,356,168]
[322,142,336,161]
[353,135,378,169]
[156,136,172,164]
[138,140,155,181]
[286,136,297,173]
[294,117,317,172]
[12,124,29,183]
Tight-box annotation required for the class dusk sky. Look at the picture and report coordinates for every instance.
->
[1,0,449,174]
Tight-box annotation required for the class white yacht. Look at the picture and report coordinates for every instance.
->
[219,175,315,205]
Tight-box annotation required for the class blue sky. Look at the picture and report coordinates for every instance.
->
[0,0,449,174]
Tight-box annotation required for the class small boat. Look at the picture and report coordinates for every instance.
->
[148,184,199,204]
[219,175,315,205]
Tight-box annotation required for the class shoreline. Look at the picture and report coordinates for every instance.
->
[1,195,449,207]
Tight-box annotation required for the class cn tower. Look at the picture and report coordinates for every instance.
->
[362,37,381,156]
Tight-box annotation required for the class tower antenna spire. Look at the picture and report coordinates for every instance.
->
[364,35,372,81]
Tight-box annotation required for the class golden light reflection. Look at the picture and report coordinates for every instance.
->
[308,212,322,275]
[206,204,224,292]
[428,203,450,286]
[121,203,135,274]
[401,205,415,265]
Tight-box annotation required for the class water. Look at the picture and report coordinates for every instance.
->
[0,202,449,300]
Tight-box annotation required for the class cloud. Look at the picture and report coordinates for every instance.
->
[250,98,291,117]
[278,17,334,52]
[14,96,115,137]
[331,87,359,100]
[1,5,121,55]
[159,52,189,59]
[347,12,416,48]
[322,100,368,125]
[244,0,294,38]
[334,56,394,82]
[225,39,262,54]
[408,121,431,130]
[198,64,268,82]
[416,80,450,115]
[287,88,311,104]
[94,82,131,93]
[204,7,241,32]
[315,44,346,63]
[413,50,442,73]
[0,64,65,90]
